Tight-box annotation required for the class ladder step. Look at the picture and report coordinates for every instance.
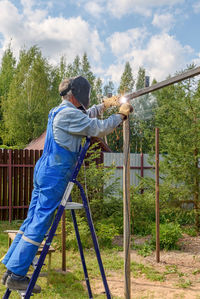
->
[65,202,83,210]
[17,290,34,298]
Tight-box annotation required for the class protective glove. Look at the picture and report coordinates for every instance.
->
[118,103,133,119]
[103,95,120,109]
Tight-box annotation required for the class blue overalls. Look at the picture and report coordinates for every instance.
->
[2,105,79,276]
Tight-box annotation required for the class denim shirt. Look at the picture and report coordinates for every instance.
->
[53,100,122,152]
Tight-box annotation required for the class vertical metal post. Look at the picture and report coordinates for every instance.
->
[8,150,12,223]
[123,118,131,299]
[140,152,144,194]
[61,210,66,271]
[155,128,160,263]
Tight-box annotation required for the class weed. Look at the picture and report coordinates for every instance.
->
[176,278,192,288]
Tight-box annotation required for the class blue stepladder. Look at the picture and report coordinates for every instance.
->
[3,137,112,299]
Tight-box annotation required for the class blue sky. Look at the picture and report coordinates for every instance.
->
[0,0,200,86]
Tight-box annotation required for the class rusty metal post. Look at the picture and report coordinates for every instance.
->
[61,210,66,271]
[155,128,160,263]
[140,152,144,194]
[123,118,131,299]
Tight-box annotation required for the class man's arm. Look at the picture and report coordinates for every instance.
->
[86,104,104,118]
[68,108,123,137]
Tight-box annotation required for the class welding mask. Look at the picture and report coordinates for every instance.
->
[60,76,91,110]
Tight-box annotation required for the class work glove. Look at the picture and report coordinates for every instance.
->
[118,103,133,119]
[103,95,121,109]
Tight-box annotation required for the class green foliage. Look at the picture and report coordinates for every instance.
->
[151,222,182,250]
[103,80,115,97]
[130,186,155,235]
[71,141,120,222]
[95,221,119,248]
[131,261,165,281]
[137,243,154,257]
[118,61,134,94]
[1,46,60,146]
[154,65,200,230]
[0,45,16,144]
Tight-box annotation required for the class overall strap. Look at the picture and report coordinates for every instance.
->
[44,105,69,153]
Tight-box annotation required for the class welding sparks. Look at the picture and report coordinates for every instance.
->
[119,96,128,104]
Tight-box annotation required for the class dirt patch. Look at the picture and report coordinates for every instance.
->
[92,234,200,298]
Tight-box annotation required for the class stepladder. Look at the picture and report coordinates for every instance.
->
[3,137,112,299]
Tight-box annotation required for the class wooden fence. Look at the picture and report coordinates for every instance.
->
[0,149,43,222]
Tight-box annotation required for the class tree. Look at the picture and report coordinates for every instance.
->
[154,65,200,231]
[105,62,134,152]
[118,61,134,94]
[103,81,115,97]
[2,46,59,146]
[0,45,16,143]
[131,67,156,153]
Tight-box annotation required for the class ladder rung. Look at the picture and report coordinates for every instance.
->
[65,202,83,210]
[17,290,34,298]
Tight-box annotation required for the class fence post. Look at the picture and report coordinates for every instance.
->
[123,118,131,299]
[8,150,12,223]
[140,152,144,194]
[155,128,160,263]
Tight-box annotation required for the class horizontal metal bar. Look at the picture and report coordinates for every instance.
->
[104,166,154,169]
[126,66,200,100]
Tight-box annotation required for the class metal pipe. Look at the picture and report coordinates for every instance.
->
[155,128,160,263]
[125,66,200,100]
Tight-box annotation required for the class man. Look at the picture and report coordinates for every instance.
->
[1,76,133,293]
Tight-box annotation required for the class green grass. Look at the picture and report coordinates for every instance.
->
[0,221,124,299]
[0,220,192,298]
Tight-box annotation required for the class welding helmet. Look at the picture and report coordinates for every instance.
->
[59,76,91,110]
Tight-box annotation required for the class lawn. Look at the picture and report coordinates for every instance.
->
[0,221,123,299]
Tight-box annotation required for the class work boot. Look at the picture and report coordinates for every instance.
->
[6,275,41,293]
[1,270,12,285]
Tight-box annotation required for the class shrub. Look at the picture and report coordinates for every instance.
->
[151,222,182,250]
[95,220,119,248]
[130,188,155,235]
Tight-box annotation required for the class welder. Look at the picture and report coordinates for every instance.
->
[1,76,133,293]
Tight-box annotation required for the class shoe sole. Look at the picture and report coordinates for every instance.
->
[6,284,41,294]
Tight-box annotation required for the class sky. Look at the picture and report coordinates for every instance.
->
[0,0,200,86]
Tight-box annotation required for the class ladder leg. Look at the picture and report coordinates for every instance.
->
[2,288,11,299]
[69,196,93,299]
[24,205,65,299]
[75,181,112,299]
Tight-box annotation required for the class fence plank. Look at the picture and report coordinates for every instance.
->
[13,150,19,219]
[0,149,2,220]
[30,150,34,200]
[24,150,29,218]
[19,150,24,219]
[3,150,8,220]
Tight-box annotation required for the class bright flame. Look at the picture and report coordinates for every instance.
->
[120,96,128,104]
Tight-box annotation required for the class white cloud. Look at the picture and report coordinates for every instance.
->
[107,0,184,18]
[106,63,125,84]
[77,0,185,18]
[84,1,103,18]
[0,0,104,65]
[152,13,175,32]
[107,28,148,57]
[107,31,194,83]
[192,1,200,13]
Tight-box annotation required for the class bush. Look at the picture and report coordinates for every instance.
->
[96,220,119,248]
[151,222,182,250]
[130,188,155,235]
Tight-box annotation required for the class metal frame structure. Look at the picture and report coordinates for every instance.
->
[3,137,112,299]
